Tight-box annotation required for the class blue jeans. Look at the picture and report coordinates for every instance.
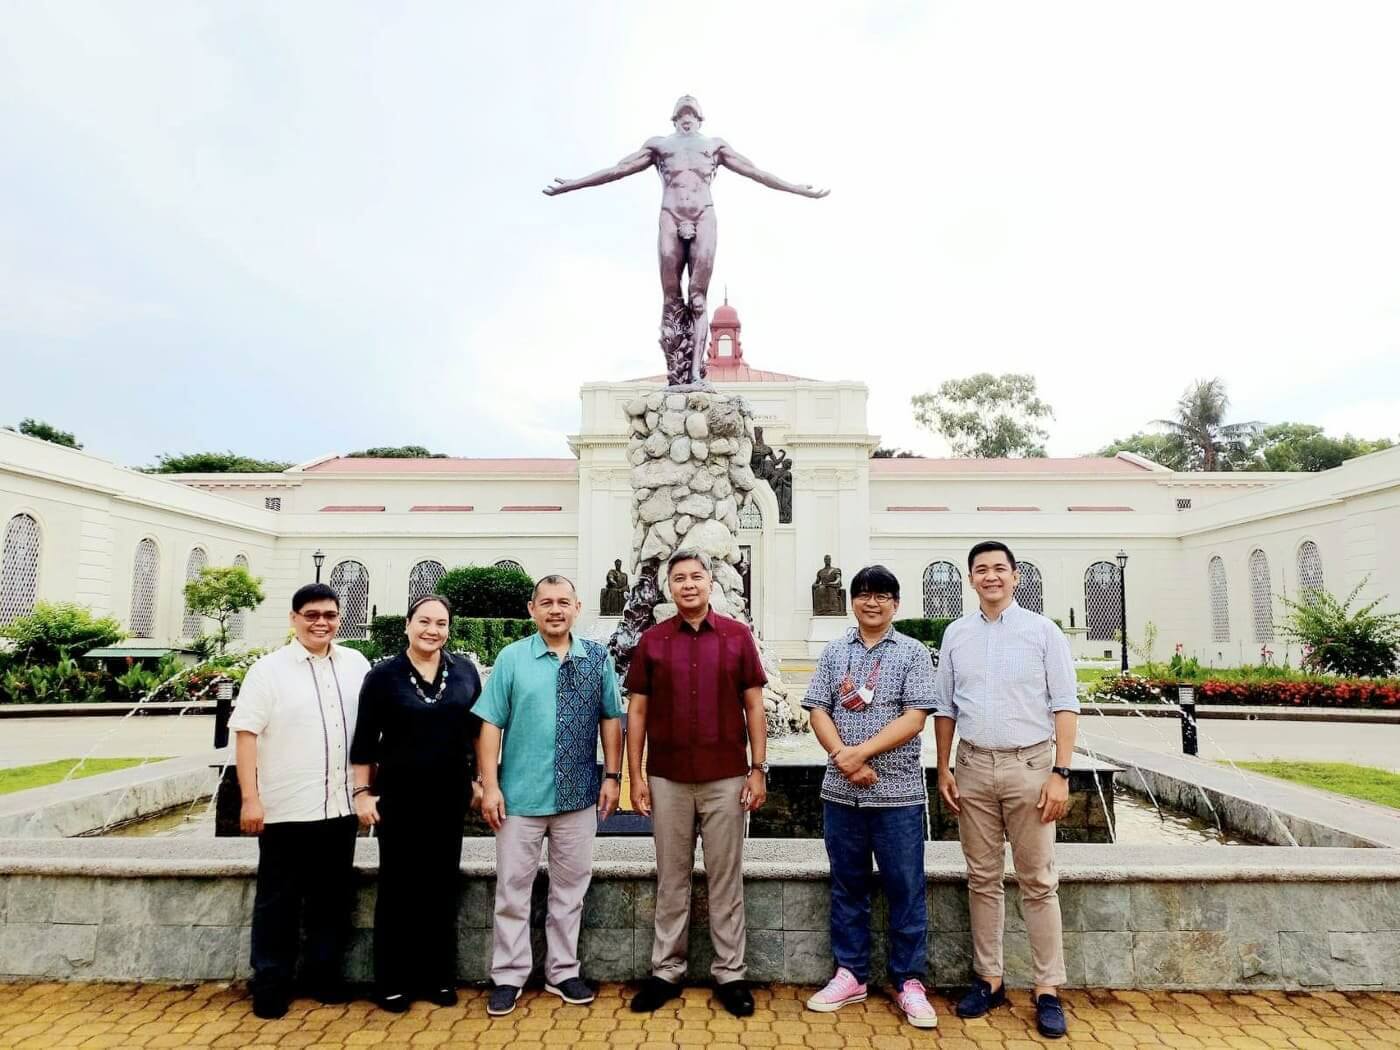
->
[823,801,928,988]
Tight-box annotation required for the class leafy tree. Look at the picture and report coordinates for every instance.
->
[1280,577,1400,677]
[871,447,925,458]
[437,565,534,618]
[346,446,448,458]
[911,373,1053,458]
[182,565,266,655]
[1095,431,1192,470]
[1246,422,1393,473]
[4,418,83,449]
[146,451,292,473]
[0,602,124,664]
[1152,378,1258,471]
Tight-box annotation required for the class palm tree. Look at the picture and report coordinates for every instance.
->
[1152,378,1259,471]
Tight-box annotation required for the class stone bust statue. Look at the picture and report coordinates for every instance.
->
[811,554,846,616]
[600,558,629,616]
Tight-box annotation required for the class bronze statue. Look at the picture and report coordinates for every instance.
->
[544,95,828,386]
[600,558,628,616]
[768,448,794,523]
[812,555,846,616]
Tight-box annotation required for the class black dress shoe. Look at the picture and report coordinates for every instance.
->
[426,986,458,1008]
[310,982,352,1005]
[1035,993,1068,1039]
[630,976,683,1012]
[375,991,412,1013]
[251,993,289,1020]
[955,977,1006,1019]
[715,981,754,1018]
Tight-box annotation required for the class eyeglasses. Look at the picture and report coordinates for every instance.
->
[297,610,341,622]
[854,593,896,605]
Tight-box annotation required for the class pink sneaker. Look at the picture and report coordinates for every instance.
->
[896,979,938,1029]
[806,967,867,1012]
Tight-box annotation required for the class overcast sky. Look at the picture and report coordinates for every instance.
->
[3,1,1399,466]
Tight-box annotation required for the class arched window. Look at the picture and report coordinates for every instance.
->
[329,559,370,639]
[1014,560,1044,615]
[0,513,41,626]
[1208,556,1230,642]
[1249,549,1274,643]
[922,561,962,619]
[494,559,525,574]
[1084,561,1121,641]
[228,554,250,640]
[738,499,763,530]
[181,547,209,638]
[131,539,160,638]
[1297,541,1324,601]
[409,559,447,604]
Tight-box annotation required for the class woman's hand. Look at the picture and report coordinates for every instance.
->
[481,785,507,831]
[354,792,380,828]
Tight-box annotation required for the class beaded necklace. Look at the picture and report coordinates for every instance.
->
[407,653,449,704]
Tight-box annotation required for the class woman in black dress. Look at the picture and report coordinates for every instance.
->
[350,595,482,1011]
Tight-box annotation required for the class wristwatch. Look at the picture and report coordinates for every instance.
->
[1051,766,1072,780]
[750,762,770,775]
[603,771,623,782]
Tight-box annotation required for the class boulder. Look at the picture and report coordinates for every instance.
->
[737,437,753,463]
[691,440,709,460]
[638,490,676,524]
[653,602,678,621]
[675,514,693,536]
[639,520,679,562]
[627,447,647,466]
[645,411,659,430]
[632,459,694,490]
[659,411,686,436]
[682,518,737,561]
[714,561,744,595]
[646,392,664,412]
[665,393,687,411]
[629,416,649,436]
[626,396,649,417]
[706,399,744,437]
[687,393,713,411]
[685,412,710,440]
[708,437,733,455]
[644,431,670,458]
[729,464,756,491]
[712,476,733,499]
[689,470,714,493]
[676,493,715,518]
[669,436,691,463]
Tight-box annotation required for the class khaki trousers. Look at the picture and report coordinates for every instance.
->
[955,738,1067,988]
[491,806,597,986]
[649,775,747,983]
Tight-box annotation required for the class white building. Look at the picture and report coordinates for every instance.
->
[4,303,1398,665]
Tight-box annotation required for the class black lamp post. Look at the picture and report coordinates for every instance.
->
[1115,549,1129,672]
[313,549,326,583]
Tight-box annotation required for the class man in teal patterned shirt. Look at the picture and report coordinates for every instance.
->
[474,575,624,1016]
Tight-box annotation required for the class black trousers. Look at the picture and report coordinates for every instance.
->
[249,816,359,998]
[374,796,465,992]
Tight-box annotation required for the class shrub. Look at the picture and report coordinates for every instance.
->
[437,566,534,619]
[1090,672,1400,708]
[1280,577,1400,678]
[368,614,534,666]
[369,614,410,656]
[892,618,955,648]
[0,602,125,665]
[151,649,266,703]
[339,639,383,662]
[0,654,108,705]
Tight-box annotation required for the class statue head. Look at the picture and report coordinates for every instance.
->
[824,555,832,567]
[614,558,622,570]
[671,95,704,129]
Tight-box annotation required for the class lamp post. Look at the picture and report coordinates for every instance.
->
[313,549,326,583]
[1115,549,1129,673]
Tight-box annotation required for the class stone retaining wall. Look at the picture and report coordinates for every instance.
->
[2,839,1398,990]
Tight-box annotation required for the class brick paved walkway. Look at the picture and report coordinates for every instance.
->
[2,982,1399,1049]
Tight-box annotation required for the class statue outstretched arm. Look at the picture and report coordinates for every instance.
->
[543,143,655,196]
[717,140,829,199]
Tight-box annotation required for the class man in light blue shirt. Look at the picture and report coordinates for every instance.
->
[933,541,1079,1040]
[473,575,624,1017]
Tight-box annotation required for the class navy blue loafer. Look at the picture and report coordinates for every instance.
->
[954,977,1006,1018]
[1035,993,1067,1039]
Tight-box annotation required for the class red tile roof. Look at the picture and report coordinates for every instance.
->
[870,457,1149,475]
[304,458,577,474]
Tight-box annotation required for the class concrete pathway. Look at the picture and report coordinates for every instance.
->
[1,980,1398,1049]
[0,715,216,769]
[1079,711,1400,771]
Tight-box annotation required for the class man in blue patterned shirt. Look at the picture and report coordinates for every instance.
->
[473,575,624,1017]
[801,565,940,1030]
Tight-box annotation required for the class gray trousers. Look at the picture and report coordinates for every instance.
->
[649,774,748,984]
[491,806,597,986]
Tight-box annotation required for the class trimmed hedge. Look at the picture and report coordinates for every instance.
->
[1090,673,1400,708]
[892,618,955,649]
[368,613,534,666]
[438,566,534,619]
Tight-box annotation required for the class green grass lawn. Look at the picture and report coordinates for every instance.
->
[0,758,164,796]
[1231,761,1400,810]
